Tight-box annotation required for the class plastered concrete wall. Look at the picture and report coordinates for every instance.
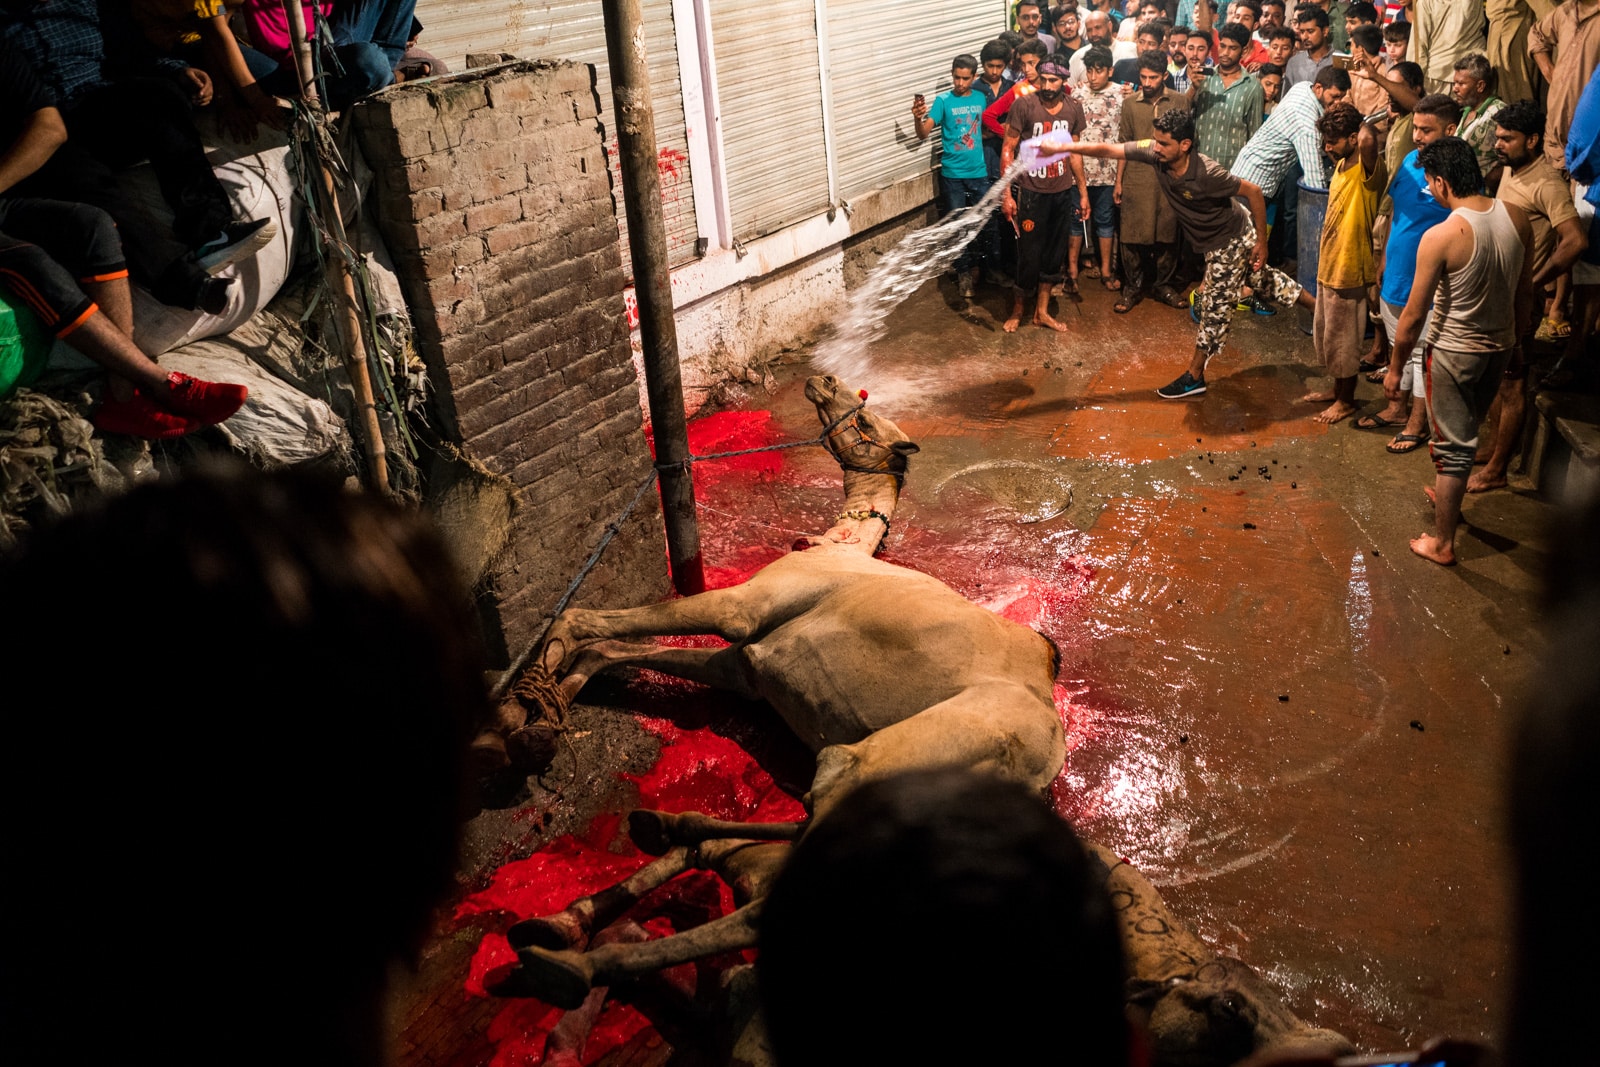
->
[353,61,669,664]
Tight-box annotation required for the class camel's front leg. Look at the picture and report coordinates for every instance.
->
[493,901,764,1010]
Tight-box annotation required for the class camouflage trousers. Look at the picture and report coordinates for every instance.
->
[1194,220,1303,360]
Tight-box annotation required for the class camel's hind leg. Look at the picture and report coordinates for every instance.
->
[541,583,789,673]
[496,901,764,1009]
[559,642,759,702]
[506,847,694,952]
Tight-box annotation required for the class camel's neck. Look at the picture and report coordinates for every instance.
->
[814,472,901,554]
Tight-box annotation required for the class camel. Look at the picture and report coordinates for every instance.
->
[481,374,1354,1066]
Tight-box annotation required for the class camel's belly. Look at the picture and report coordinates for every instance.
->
[737,581,1052,751]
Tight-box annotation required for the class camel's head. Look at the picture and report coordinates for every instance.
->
[805,375,920,484]
[1130,958,1355,1067]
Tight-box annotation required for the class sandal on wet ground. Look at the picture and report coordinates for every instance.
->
[1114,291,1143,313]
[1102,276,1122,290]
[1353,412,1403,431]
[1386,432,1429,454]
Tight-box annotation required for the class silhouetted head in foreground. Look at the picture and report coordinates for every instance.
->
[0,463,486,1064]
[758,768,1132,1066]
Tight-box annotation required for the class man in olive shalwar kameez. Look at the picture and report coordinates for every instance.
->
[1116,50,1188,311]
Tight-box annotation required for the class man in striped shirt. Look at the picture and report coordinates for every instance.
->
[1231,65,1350,195]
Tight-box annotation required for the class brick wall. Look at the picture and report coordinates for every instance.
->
[354,61,669,665]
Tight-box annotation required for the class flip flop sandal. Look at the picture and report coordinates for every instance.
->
[1082,264,1101,279]
[1386,432,1429,454]
[1365,366,1387,383]
[1353,412,1403,431]
[1102,276,1122,290]
[1114,293,1141,314]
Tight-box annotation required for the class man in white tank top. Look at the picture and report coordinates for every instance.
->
[1390,136,1534,567]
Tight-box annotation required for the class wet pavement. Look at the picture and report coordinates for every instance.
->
[396,275,1555,1065]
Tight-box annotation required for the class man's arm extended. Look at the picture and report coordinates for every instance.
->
[1351,52,1419,113]
[0,106,67,196]
[1037,139,1127,159]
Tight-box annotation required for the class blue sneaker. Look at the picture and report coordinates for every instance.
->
[1238,294,1277,316]
[1189,289,1201,323]
[1156,372,1207,400]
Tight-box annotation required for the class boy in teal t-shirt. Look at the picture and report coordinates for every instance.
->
[914,54,998,298]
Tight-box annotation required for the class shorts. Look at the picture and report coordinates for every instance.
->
[1425,344,1512,478]
[1086,185,1116,239]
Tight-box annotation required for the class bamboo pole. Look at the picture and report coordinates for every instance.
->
[600,0,704,594]
[281,0,390,493]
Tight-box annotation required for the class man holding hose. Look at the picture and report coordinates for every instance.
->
[1040,106,1315,398]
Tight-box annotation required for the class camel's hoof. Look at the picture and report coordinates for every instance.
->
[628,809,675,856]
[507,911,586,952]
[466,730,511,779]
[496,946,596,1009]
[506,723,559,777]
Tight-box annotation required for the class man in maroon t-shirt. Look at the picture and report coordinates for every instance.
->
[1000,59,1089,332]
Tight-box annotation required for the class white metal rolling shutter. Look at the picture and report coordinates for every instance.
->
[707,0,832,241]
[826,1,1004,200]
[414,0,701,271]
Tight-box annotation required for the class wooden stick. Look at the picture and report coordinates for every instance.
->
[281,0,390,493]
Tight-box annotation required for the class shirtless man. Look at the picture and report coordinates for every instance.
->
[1388,137,1534,566]
[1043,106,1315,399]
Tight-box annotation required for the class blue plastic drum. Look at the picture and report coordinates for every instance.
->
[1295,179,1328,336]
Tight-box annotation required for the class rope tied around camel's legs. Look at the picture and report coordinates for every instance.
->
[511,660,573,730]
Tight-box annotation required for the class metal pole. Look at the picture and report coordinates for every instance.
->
[600,0,704,594]
[282,0,391,494]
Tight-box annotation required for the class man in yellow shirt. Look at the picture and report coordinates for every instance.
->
[1300,101,1386,423]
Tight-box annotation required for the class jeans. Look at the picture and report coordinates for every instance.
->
[241,0,418,110]
[941,174,997,275]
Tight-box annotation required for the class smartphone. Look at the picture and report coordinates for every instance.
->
[914,93,926,107]
[1334,1056,1447,1067]
[1332,51,1352,69]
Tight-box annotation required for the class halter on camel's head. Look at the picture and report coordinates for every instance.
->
[805,375,920,487]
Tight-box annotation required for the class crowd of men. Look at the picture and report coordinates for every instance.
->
[0,0,438,438]
[916,0,1600,565]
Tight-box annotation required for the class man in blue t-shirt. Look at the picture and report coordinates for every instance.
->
[915,54,996,300]
[1362,94,1460,454]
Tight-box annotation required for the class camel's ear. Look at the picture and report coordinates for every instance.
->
[891,441,920,456]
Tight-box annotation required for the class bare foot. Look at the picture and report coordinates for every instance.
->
[1312,400,1358,424]
[1298,390,1335,403]
[1002,314,1022,333]
[1409,533,1456,565]
[1466,470,1508,493]
[1033,312,1070,332]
